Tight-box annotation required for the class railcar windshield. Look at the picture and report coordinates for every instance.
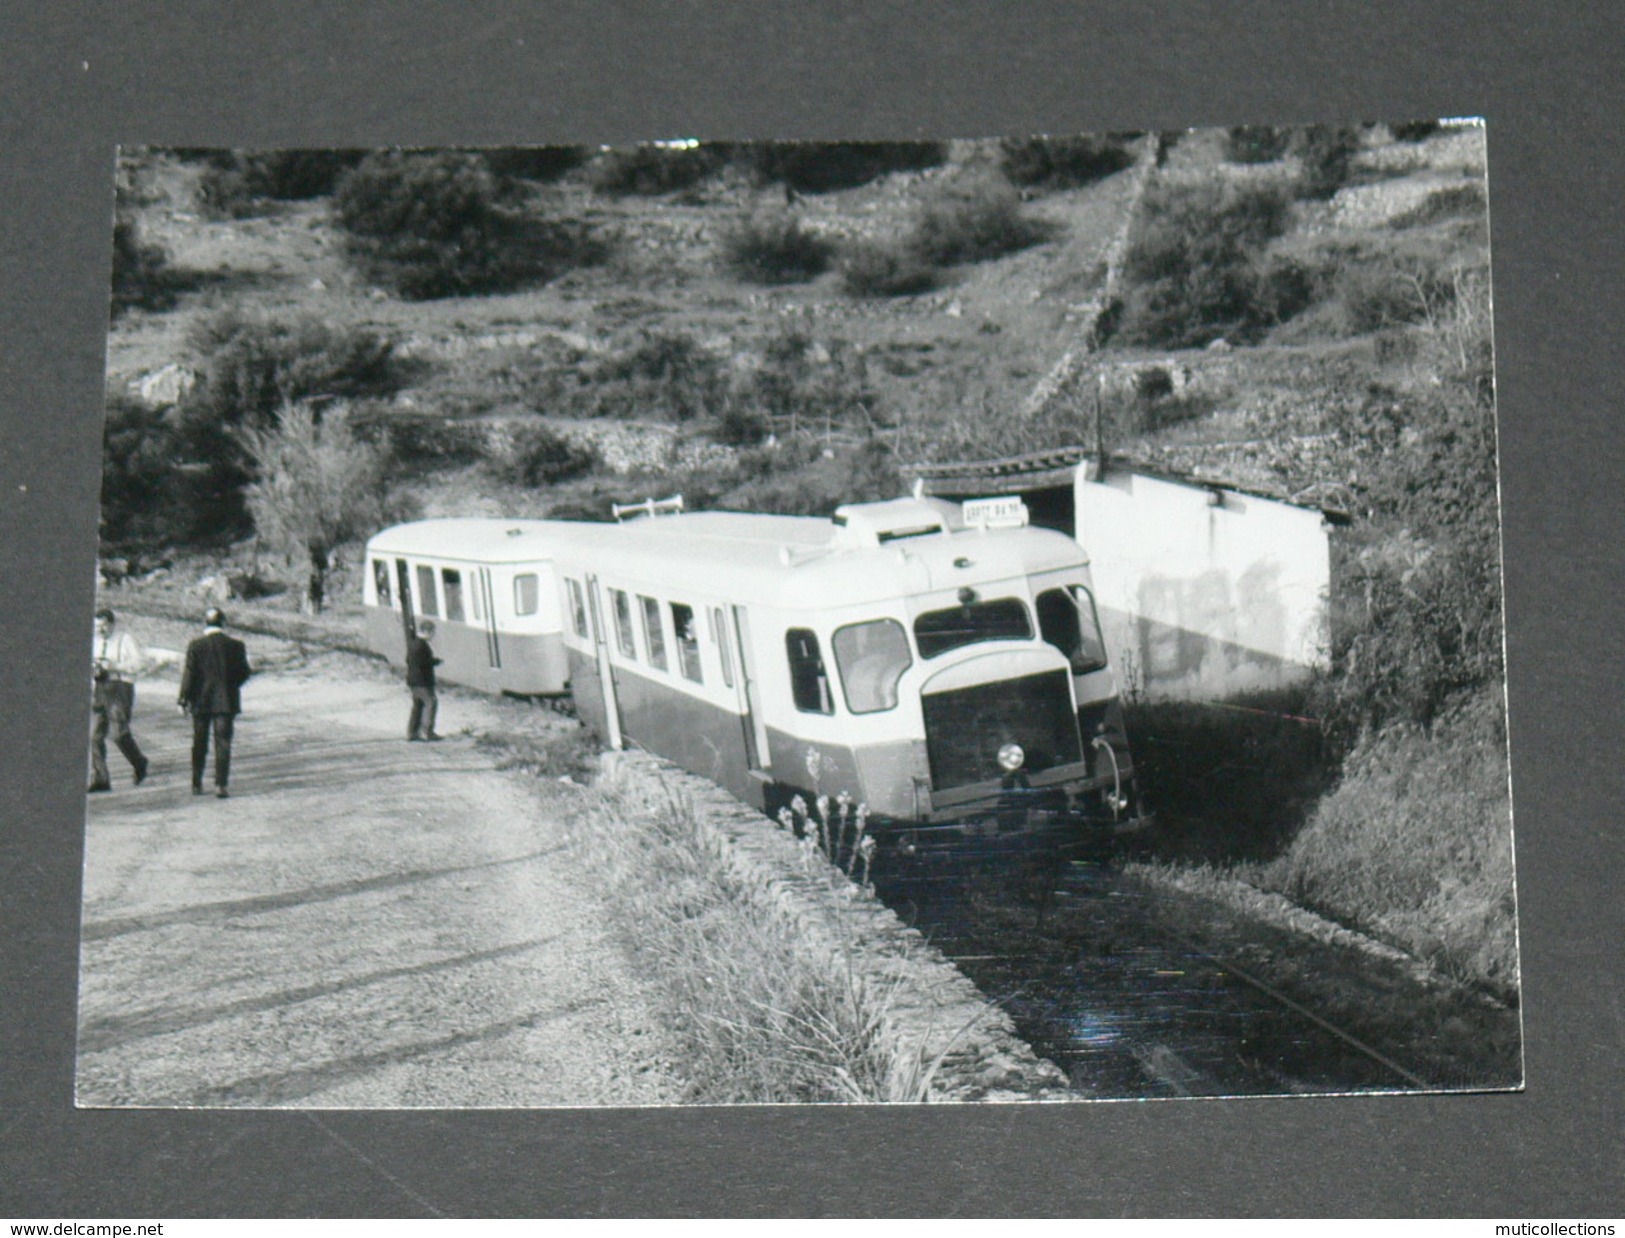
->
[913,597,1032,659]
[1036,585,1109,675]
[833,619,911,713]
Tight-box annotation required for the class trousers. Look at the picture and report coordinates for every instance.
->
[91,681,145,786]
[408,687,438,739]
[191,713,236,790]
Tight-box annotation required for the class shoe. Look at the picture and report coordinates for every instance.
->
[88,782,112,794]
[407,735,423,742]
[215,787,229,799]
[133,758,149,786]
[192,784,205,796]
[423,733,443,742]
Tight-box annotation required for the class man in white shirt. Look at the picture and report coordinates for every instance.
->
[89,607,150,792]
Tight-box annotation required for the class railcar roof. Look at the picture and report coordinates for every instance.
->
[366,518,572,565]
[557,510,1089,607]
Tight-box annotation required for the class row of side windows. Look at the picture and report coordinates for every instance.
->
[566,579,719,689]
[373,557,540,621]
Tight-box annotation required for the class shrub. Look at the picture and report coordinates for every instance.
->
[197,150,366,217]
[335,151,603,298]
[349,405,488,468]
[838,238,939,297]
[742,141,947,193]
[99,394,243,547]
[487,422,600,488]
[587,143,725,196]
[718,435,901,517]
[1113,179,1297,347]
[584,330,731,422]
[109,213,182,317]
[1391,120,1442,143]
[1291,125,1362,201]
[999,134,1137,188]
[909,175,1050,265]
[481,146,590,181]
[183,309,405,432]
[1226,126,1293,164]
[718,211,834,284]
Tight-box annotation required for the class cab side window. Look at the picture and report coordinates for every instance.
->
[442,568,466,622]
[514,573,539,617]
[372,558,393,608]
[566,579,589,639]
[786,628,833,714]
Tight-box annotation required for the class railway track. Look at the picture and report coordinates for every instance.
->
[877,857,1452,1098]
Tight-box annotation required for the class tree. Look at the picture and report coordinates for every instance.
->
[237,401,392,613]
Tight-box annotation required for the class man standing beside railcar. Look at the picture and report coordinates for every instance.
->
[88,607,150,793]
[405,619,443,742]
[178,607,253,799]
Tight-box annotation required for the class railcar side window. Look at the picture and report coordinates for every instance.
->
[671,602,703,683]
[833,619,911,713]
[1037,586,1109,675]
[442,569,465,622]
[786,628,834,715]
[711,606,734,687]
[372,559,392,608]
[416,564,439,618]
[913,597,1031,658]
[611,589,637,659]
[514,573,539,617]
[566,579,589,639]
[640,595,668,670]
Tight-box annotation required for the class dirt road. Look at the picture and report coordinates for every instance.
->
[75,642,680,1108]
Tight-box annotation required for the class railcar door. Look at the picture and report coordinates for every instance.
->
[394,558,415,645]
[731,605,770,773]
[475,566,502,671]
[586,574,624,750]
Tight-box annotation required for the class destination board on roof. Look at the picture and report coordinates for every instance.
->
[962,496,1029,529]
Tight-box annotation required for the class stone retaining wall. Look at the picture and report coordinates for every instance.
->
[596,748,1073,1102]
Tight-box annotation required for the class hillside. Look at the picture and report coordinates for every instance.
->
[102,126,1514,997]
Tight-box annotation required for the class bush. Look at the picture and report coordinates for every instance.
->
[99,395,243,547]
[1291,125,1362,201]
[909,175,1050,265]
[1226,126,1293,164]
[335,151,603,298]
[587,143,725,196]
[742,141,947,193]
[838,238,939,297]
[110,214,183,317]
[349,405,488,468]
[487,422,600,488]
[183,309,405,432]
[197,150,367,217]
[481,146,590,181]
[1113,179,1297,348]
[718,436,901,517]
[999,134,1138,188]
[718,211,833,284]
[1391,120,1442,143]
[582,330,731,422]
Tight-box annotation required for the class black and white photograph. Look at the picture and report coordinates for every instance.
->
[78,123,1519,1108]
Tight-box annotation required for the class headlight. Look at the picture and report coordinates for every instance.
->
[997,742,1025,772]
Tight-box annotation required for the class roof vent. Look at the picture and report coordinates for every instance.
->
[831,498,952,547]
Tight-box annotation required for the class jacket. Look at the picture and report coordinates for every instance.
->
[178,628,253,716]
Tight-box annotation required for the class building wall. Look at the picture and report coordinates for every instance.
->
[1075,469,1331,701]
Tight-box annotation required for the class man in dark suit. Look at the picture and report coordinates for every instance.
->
[178,607,253,798]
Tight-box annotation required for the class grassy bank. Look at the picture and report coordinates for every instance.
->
[1246,689,1516,998]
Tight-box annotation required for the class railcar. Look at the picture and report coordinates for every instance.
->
[551,495,1151,855]
[363,518,573,695]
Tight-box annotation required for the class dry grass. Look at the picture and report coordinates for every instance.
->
[1252,690,1516,998]
[568,768,979,1103]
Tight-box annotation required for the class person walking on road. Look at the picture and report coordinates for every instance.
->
[178,607,253,799]
[89,607,150,793]
[406,619,443,742]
